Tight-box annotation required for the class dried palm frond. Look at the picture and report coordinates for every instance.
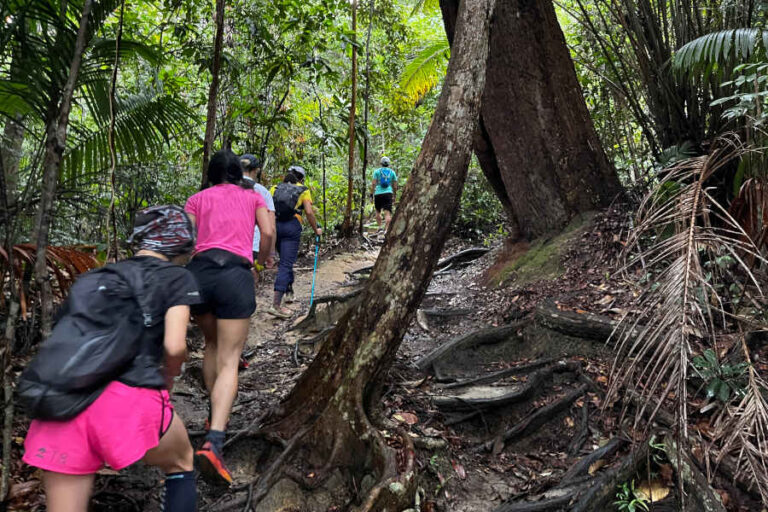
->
[712,357,768,504]
[607,136,768,508]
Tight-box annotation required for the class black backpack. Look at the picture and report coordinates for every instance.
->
[273,183,307,222]
[17,259,157,420]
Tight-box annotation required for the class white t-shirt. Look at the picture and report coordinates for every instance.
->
[248,180,275,252]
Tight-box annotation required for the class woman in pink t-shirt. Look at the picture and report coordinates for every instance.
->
[184,150,273,484]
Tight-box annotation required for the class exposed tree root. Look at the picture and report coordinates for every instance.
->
[416,320,528,371]
[491,482,588,512]
[481,384,588,454]
[348,247,489,282]
[664,436,727,512]
[567,401,590,457]
[434,361,579,411]
[560,437,626,484]
[569,439,650,512]
[420,307,472,317]
[434,246,490,270]
[534,300,622,342]
[289,289,363,333]
[443,357,557,390]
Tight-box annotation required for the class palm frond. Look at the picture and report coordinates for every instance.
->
[673,28,768,79]
[61,92,195,184]
[398,37,450,106]
[713,365,768,504]
[410,0,440,16]
[607,138,766,493]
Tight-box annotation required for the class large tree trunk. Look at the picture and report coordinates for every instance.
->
[201,0,225,189]
[261,0,494,507]
[341,0,358,237]
[33,0,94,337]
[441,0,622,240]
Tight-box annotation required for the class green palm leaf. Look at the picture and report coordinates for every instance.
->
[399,37,450,106]
[674,28,768,79]
[410,0,440,16]
[61,92,196,184]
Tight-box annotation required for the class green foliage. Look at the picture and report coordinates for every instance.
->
[614,480,650,512]
[673,29,768,80]
[453,164,505,242]
[398,37,449,106]
[692,349,749,403]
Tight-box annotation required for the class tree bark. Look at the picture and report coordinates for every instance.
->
[341,0,358,237]
[262,0,495,506]
[441,0,622,240]
[201,0,225,189]
[33,0,94,338]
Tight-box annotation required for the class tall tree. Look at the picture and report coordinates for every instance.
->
[340,0,358,236]
[441,0,622,240]
[201,0,225,188]
[33,0,94,337]
[359,0,374,235]
[259,0,495,508]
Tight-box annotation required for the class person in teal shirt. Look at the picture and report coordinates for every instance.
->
[370,157,398,232]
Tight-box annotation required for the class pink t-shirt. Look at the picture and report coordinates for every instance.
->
[185,184,267,262]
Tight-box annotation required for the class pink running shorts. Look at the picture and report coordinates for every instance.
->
[23,381,174,475]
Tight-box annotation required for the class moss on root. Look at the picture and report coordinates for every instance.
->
[486,212,596,287]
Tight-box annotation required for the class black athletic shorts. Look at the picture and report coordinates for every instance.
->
[186,249,255,319]
[374,192,393,212]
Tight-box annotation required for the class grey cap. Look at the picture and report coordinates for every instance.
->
[289,165,306,178]
[380,157,390,167]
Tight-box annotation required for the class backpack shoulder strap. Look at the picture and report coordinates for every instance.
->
[108,260,164,327]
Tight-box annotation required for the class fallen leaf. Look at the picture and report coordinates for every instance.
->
[392,412,419,425]
[636,480,670,502]
[96,468,120,476]
[588,459,606,475]
[597,294,614,305]
[564,416,575,428]
[451,460,466,479]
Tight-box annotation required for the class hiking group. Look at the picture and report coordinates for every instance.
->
[17,149,397,511]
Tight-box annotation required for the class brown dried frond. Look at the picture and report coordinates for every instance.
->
[607,136,768,507]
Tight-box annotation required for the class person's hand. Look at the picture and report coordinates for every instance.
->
[266,255,276,269]
[252,267,260,284]
[315,227,323,236]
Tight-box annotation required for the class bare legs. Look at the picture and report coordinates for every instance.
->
[375,209,392,231]
[43,415,194,512]
[42,473,95,512]
[196,313,249,430]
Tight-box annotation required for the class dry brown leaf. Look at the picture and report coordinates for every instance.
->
[392,412,419,425]
[588,459,606,474]
[636,480,670,502]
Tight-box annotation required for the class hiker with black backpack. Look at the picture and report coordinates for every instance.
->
[370,156,398,232]
[184,149,274,484]
[267,165,322,319]
[19,206,201,512]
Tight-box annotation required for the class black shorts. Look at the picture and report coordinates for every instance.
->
[186,250,255,319]
[374,193,393,212]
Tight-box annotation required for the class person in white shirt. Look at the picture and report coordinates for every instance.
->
[240,154,276,268]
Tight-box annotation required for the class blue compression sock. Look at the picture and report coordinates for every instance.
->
[162,471,196,512]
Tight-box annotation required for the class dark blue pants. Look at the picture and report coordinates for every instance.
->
[275,218,302,293]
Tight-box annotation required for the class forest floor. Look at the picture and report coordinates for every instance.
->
[7,207,763,511]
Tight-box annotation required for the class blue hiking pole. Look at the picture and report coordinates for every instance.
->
[309,234,320,307]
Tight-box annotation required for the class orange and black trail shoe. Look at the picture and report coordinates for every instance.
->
[195,441,233,485]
